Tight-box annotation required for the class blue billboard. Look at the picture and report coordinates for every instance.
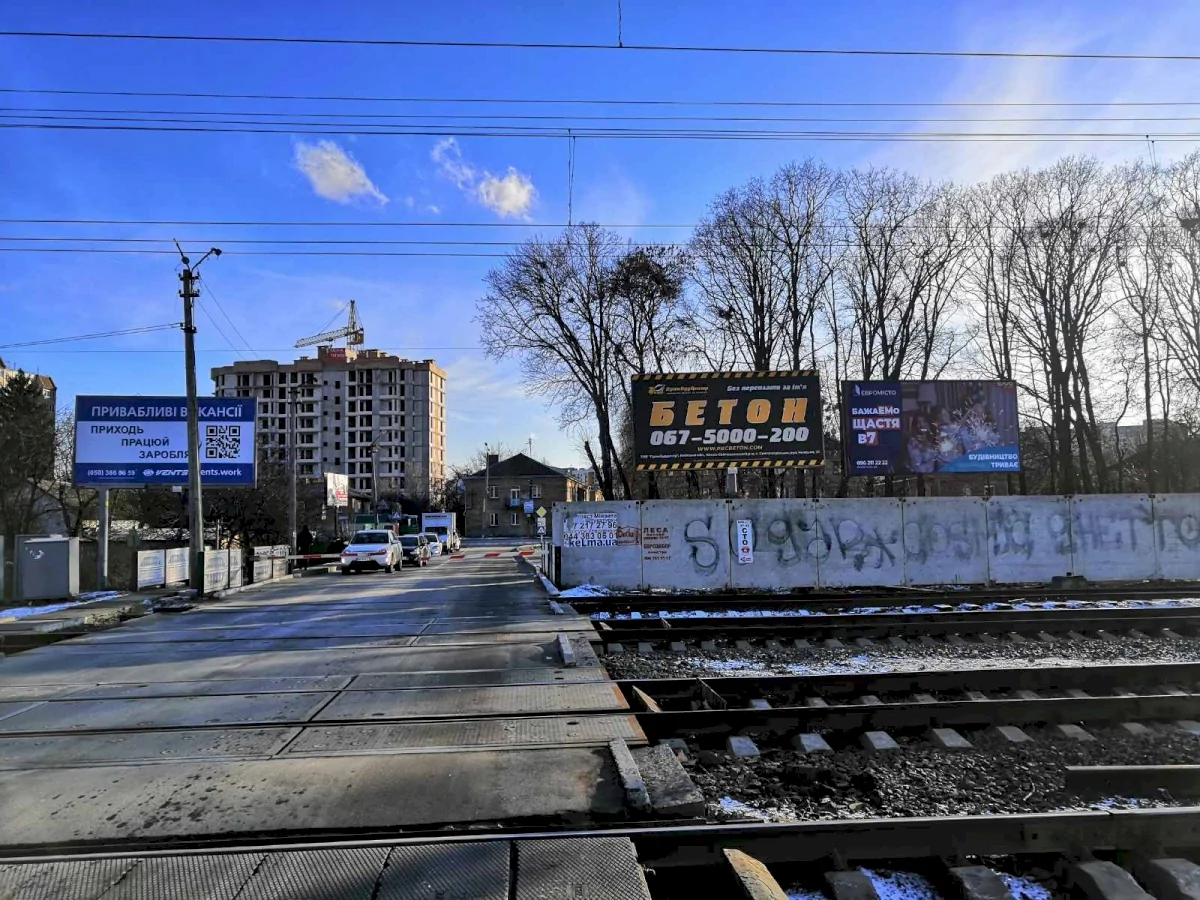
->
[842,380,1021,476]
[73,395,257,487]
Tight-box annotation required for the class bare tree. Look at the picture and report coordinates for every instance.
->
[45,409,100,536]
[477,225,630,499]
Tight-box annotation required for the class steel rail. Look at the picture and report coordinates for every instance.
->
[566,584,1200,613]
[1,807,1197,865]
[596,604,1200,642]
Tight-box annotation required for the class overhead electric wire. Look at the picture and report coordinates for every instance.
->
[4,87,1200,108]
[0,323,181,350]
[4,120,1194,141]
[9,106,1200,124]
[195,298,247,359]
[0,218,687,228]
[3,29,1200,62]
[198,277,255,356]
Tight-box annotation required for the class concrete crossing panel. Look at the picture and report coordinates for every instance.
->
[315,683,628,721]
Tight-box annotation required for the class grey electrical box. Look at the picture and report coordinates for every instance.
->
[15,536,79,602]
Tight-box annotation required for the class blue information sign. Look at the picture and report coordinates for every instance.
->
[73,395,258,486]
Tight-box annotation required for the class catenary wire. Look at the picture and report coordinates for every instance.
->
[4,120,1198,142]
[0,323,181,350]
[3,30,1200,62]
[9,106,1200,124]
[4,87,1200,108]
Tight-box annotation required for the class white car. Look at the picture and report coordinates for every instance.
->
[340,530,404,574]
[420,531,443,556]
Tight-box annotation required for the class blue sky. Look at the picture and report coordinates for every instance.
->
[3,0,1200,468]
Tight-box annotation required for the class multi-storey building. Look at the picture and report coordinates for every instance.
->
[0,357,56,408]
[212,347,446,498]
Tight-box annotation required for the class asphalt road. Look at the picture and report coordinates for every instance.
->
[0,547,634,850]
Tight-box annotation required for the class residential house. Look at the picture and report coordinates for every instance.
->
[461,453,598,538]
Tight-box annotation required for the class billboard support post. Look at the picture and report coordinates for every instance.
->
[96,487,110,590]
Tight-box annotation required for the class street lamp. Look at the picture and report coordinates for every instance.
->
[481,442,490,539]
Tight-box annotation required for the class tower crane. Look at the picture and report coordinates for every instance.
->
[294,300,365,349]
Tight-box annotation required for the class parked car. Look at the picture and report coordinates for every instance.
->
[399,533,430,567]
[420,531,443,556]
[339,530,403,574]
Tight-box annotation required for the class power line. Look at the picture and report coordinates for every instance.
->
[0,218,685,228]
[4,120,1194,141]
[6,86,1200,108]
[195,297,247,360]
[198,277,255,356]
[10,345,489,354]
[11,106,1200,124]
[3,29,1199,62]
[0,323,181,350]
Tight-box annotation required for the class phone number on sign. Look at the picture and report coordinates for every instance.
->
[649,426,810,446]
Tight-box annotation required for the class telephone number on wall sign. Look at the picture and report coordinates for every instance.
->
[648,426,811,446]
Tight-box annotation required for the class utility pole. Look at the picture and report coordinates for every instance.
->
[288,384,298,555]
[176,243,221,593]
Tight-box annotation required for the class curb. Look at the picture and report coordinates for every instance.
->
[536,571,561,598]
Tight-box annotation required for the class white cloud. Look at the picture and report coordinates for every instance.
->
[426,204,441,214]
[431,138,476,189]
[431,138,537,219]
[477,168,537,218]
[293,140,387,205]
[404,195,415,208]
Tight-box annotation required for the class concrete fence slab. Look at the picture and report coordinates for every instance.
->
[640,500,730,591]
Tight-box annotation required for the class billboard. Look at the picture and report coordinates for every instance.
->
[632,371,824,470]
[842,380,1020,476]
[74,395,257,487]
[325,472,349,507]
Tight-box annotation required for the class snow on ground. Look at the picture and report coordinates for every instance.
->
[557,584,614,598]
[0,591,127,622]
[861,869,943,900]
[1001,875,1053,900]
[685,654,890,678]
[591,597,1200,620]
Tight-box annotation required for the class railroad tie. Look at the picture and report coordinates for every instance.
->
[1068,861,1153,900]
[724,848,789,900]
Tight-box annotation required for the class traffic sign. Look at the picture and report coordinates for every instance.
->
[536,522,547,535]
[536,506,547,518]
[390,512,402,522]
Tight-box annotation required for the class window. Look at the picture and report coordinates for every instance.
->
[237,373,250,387]
[510,512,519,526]
[348,401,357,413]
[334,456,341,465]
[489,485,498,499]
[488,512,498,528]
[334,410,341,420]
[277,388,285,400]
[531,484,542,499]
[348,463,357,475]
[334,426,341,435]
[348,416,356,428]
[509,487,520,501]
[334,441,341,450]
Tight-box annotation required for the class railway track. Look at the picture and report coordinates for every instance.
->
[4,808,1200,898]
[619,660,1200,745]
[566,583,1200,614]
[595,603,1200,648]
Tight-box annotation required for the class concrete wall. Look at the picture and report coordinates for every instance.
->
[641,500,730,591]
[554,501,641,590]
[556,493,1200,590]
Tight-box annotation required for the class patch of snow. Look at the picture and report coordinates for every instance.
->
[557,584,614,598]
[0,591,124,622]
[716,796,771,820]
[861,869,943,900]
[787,888,829,900]
[957,602,981,611]
[1090,796,1157,809]
[590,611,611,620]
[79,590,124,601]
[1001,874,1052,900]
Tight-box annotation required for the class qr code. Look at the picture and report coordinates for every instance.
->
[205,424,242,459]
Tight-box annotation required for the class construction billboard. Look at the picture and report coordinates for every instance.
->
[631,371,824,470]
[841,380,1021,476]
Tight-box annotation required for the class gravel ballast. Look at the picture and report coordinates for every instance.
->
[686,725,1200,822]
[605,631,1200,679]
